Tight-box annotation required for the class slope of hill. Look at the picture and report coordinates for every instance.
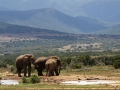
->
[0,8,107,34]
[0,22,87,40]
[0,0,120,23]
[0,22,66,33]
[97,24,120,35]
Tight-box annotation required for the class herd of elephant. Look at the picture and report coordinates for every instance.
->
[15,54,61,77]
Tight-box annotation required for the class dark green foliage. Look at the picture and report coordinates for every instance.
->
[22,77,28,83]
[72,64,81,69]
[88,59,96,66]
[77,54,90,66]
[29,75,40,84]
[0,62,7,68]
[22,75,40,84]
[113,60,120,69]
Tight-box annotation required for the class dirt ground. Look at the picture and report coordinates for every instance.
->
[1,71,120,86]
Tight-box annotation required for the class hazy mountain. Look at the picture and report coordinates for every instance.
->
[0,8,107,34]
[0,22,83,40]
[0,22,65,34]
[98,24,120,35]
[0,0,120,23]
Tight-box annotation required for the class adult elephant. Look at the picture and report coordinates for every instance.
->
[45,56,61,76]
[34,56,49,76]
[16,54,35,77]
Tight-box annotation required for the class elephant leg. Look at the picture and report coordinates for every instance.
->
[28,65,31,77]
[17,68,22,77]
[49,71,51,76]
[37,69,43,76]
[51,71,54,76]
[24,66,27,77]
[46,70,48,76]
[54,68,59,76]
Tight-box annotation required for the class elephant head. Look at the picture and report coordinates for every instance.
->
[23,54,35,65]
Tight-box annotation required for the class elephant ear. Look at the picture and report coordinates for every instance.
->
[25,54,35,65]
[23,55,29,64]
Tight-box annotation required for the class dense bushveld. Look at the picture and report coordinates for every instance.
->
[0,34,120,69]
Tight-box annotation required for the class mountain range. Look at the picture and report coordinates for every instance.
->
[0,0,120,22]
[0,8,109,34]
[0,0,120,34]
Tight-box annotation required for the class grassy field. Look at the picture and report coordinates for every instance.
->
[0,66,120,90]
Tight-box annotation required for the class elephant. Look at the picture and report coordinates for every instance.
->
[45,56,61,76]
[15,54,35,77]
[34,56,49,76]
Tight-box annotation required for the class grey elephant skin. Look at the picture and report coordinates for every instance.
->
[34,57,49,76]
[45,56,61,76]
[16,54,35,77]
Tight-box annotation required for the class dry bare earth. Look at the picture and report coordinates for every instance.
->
[0,34,37,42]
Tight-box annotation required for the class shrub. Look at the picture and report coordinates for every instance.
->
[30,75,40,84]
[22,77,28,83]
[11,66,17,74]
[72,64,81,69]
[113,60,120,69]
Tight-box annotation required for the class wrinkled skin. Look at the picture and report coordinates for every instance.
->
[45,57,61,76]
[34,57,49,76]
[16,54,35,77]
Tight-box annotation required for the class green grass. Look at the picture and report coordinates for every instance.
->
[0,83,118,90]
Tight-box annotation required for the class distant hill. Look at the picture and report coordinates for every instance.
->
[0,22,65,34]
[0,22,82,40]
[0,8,107,34]
[0,0,120,23]
[97,24,120,35]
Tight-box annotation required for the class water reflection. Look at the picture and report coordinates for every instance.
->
[0,80,19,85]
[61,80,118,85]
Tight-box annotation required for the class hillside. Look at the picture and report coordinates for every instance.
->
[0,22,81,40]
[0,22,66,35]
[0,0,120,23]
[98,24,120,35]
[0,8,107,34]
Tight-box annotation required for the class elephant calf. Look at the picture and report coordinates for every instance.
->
[45,58,61,76]
[16,54,35,77]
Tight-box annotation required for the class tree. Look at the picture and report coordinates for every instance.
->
[113,60,120,69]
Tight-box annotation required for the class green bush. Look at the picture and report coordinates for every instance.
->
[11,66,17,74]
[113,60,120,69]
[22,77,28,83]
[72,64,81,69]
[30,75,40,84]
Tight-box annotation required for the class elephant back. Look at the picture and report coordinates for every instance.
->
[35,57,49,63]
[34,57,49,69]
[46,59,56,64]
[16,55,25,63]
[49,56,60,60]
